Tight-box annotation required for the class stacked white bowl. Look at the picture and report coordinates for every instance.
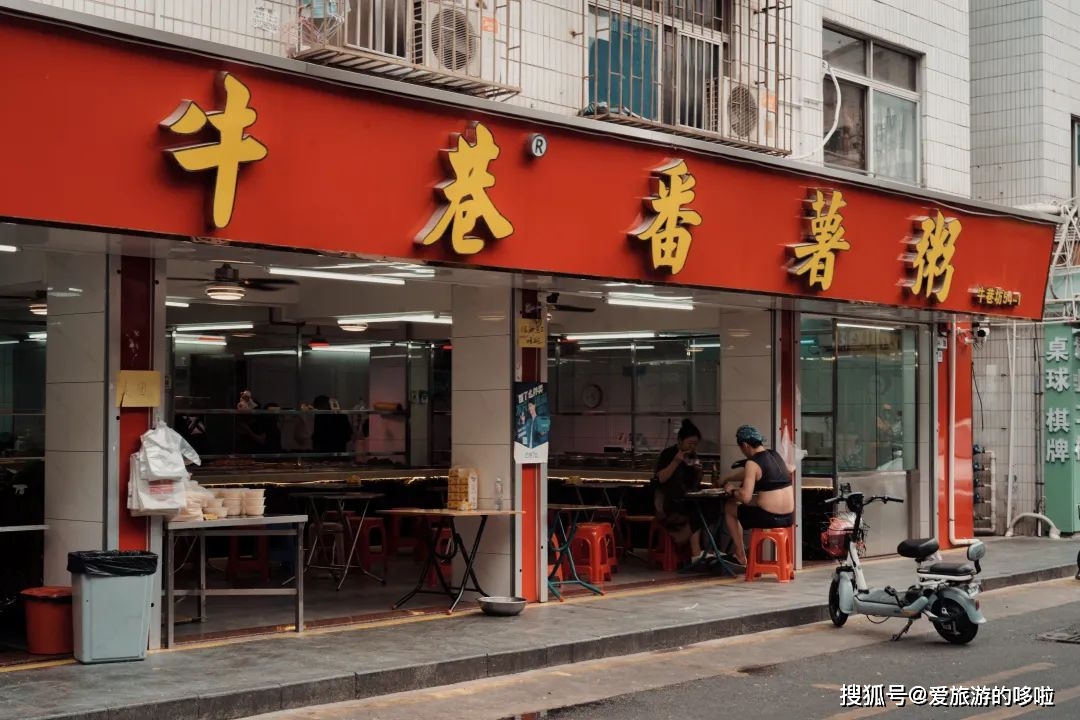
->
[219,488,243,517]
[242,488,265,517]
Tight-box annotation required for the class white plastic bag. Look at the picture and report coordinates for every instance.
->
[128,453,186,516]
[138,421,201,481]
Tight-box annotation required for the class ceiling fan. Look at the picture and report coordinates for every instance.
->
[168,263,297,301]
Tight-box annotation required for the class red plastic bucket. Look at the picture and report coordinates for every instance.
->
[21,586,73,655]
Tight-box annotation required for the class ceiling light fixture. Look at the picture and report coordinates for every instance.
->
[0,339,19,346]
[244,349,300,357]
[836,322,896,332]
[606,293,694,311]
[28,303,47,316]
[336,312,452,325]
[308,327,330,349]
[27,332,47,341]
[165,299,190,308]
[205,283,246,301]
[175,322,254,332]
[267,267,405,286]
[564,331,657,342]
[0,245,18,253]
[173,334,227,346]
[310,342,392,354]
[339,322,369,332]
[579,344,655,351]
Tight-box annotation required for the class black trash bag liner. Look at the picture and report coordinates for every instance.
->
[67,551,158,577]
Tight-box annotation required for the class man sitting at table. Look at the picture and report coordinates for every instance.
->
[723,425,795,566]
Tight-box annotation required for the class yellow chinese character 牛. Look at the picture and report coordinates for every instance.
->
[632,160,702,275]
[973,287,988,304]
[416,122,513,255]
[789,189,851,291]
[161,72,268,229]
[906,211,961,302]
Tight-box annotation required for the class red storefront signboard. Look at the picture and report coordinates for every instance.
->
[0,14,1056,319]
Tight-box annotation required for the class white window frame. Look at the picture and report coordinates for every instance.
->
[1071,117,1080,200]
[823,25,922,186]
[588,2,730,132]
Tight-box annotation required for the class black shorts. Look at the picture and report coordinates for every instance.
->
[737,505,794,529]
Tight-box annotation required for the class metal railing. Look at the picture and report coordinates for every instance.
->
[287,0,522,100]
[582,0,792,155]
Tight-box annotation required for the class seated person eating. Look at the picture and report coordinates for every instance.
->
[723,424,795,566]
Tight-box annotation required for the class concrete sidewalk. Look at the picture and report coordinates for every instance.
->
[1,537,1076,720]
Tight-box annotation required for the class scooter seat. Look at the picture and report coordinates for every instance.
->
[920,562,975,576]
[897,537,939,561]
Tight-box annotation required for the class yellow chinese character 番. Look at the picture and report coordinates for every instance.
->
[788,189,851,291]
[905,211,961,302]
[631,160,702,275]
[416,122,513,256]
[161,72,268,229]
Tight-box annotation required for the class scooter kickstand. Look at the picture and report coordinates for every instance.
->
[891,619,915,642]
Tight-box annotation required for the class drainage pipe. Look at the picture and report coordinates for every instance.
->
[948,323,977,547]
[1005,512,1061,539]
[1005,321,1016,532]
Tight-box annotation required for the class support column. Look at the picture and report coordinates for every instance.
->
[42,252,110,585]
[450,285,515,597]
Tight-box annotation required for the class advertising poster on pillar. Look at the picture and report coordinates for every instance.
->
[513,382,550,465]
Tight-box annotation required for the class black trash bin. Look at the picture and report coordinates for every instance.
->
[67,551,158,663]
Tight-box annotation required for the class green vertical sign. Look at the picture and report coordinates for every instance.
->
[1043,325,1080,533]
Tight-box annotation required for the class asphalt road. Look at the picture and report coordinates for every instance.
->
[252,578,1080,720]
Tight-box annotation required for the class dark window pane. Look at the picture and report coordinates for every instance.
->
[872,45,917,90]
[823,28,865,75]
[823,78,867,171]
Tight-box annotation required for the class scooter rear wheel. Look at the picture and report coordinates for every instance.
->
[931,597,978,644]
[828,576,848,627]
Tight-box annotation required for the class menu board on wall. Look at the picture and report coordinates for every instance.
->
[513,381,550,464]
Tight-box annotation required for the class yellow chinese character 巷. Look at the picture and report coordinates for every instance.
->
[416,122,513,256]
[161,72,268,229]
[905,211,961,302]
[788,189,851,291]
[631,160,702,274]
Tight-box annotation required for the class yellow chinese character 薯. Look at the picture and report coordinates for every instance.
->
[416,122,513,255]
[631,160,702,274]
[905,211,961,302]
[788,189,851,291]
[161,72,268,229]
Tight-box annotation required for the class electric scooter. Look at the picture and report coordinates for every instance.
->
[825,484,987,644]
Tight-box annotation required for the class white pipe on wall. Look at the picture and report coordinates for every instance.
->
[1005,321,1016,532]
[948,323,976,547]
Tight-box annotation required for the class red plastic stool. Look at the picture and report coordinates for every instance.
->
[227,536,270,582]
[425,526,454,588]
[570,524,612,584]
[578,521,618,573]
[647,518,684,571]
[346,516,388,577]
[745,526,795,583]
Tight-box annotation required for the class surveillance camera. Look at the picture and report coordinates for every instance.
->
[973,323,990,340]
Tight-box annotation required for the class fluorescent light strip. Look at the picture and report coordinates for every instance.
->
[173,334,227,346]
[564,331,656,341]
[0,245,17,253]
[268,267,404,286]
[0,340,19,345]
[175,322,253,332]
[606,293,694,311]
[579,344,655,351]
[691,341,723,348]
[310,342,393,353]
[837,322,896,332]
[27,332,47,341]
[337,313,451,325]
[244,349,299,357]
[165,299,190,308]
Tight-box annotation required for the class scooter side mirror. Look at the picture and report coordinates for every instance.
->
[966,540,986,563]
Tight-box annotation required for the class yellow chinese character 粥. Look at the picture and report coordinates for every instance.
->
[905,211,961,302]
[788,189,851,291]
[416,122,513,255]
[161,72,268,229]
[631,160,702,274]
[1003,290,1015,305]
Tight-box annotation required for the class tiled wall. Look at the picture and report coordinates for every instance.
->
[792,0,971,196]
[971,325,1042,535]
[971,0,1080,205]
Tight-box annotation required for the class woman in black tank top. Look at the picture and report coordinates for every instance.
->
[723,425,795,565]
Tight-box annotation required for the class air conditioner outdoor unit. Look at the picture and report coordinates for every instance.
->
[413,0,499,81]
[708,76,776,148]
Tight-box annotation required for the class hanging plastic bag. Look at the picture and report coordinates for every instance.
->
[128,452,186,517]
[138,421,201,481]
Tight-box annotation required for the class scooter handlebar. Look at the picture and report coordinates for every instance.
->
[883,495,905,504]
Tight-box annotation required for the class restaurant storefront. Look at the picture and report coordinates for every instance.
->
[0,5,1056,652]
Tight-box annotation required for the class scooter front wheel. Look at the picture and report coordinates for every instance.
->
[931,597,978,644]
[828,576,848,627]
